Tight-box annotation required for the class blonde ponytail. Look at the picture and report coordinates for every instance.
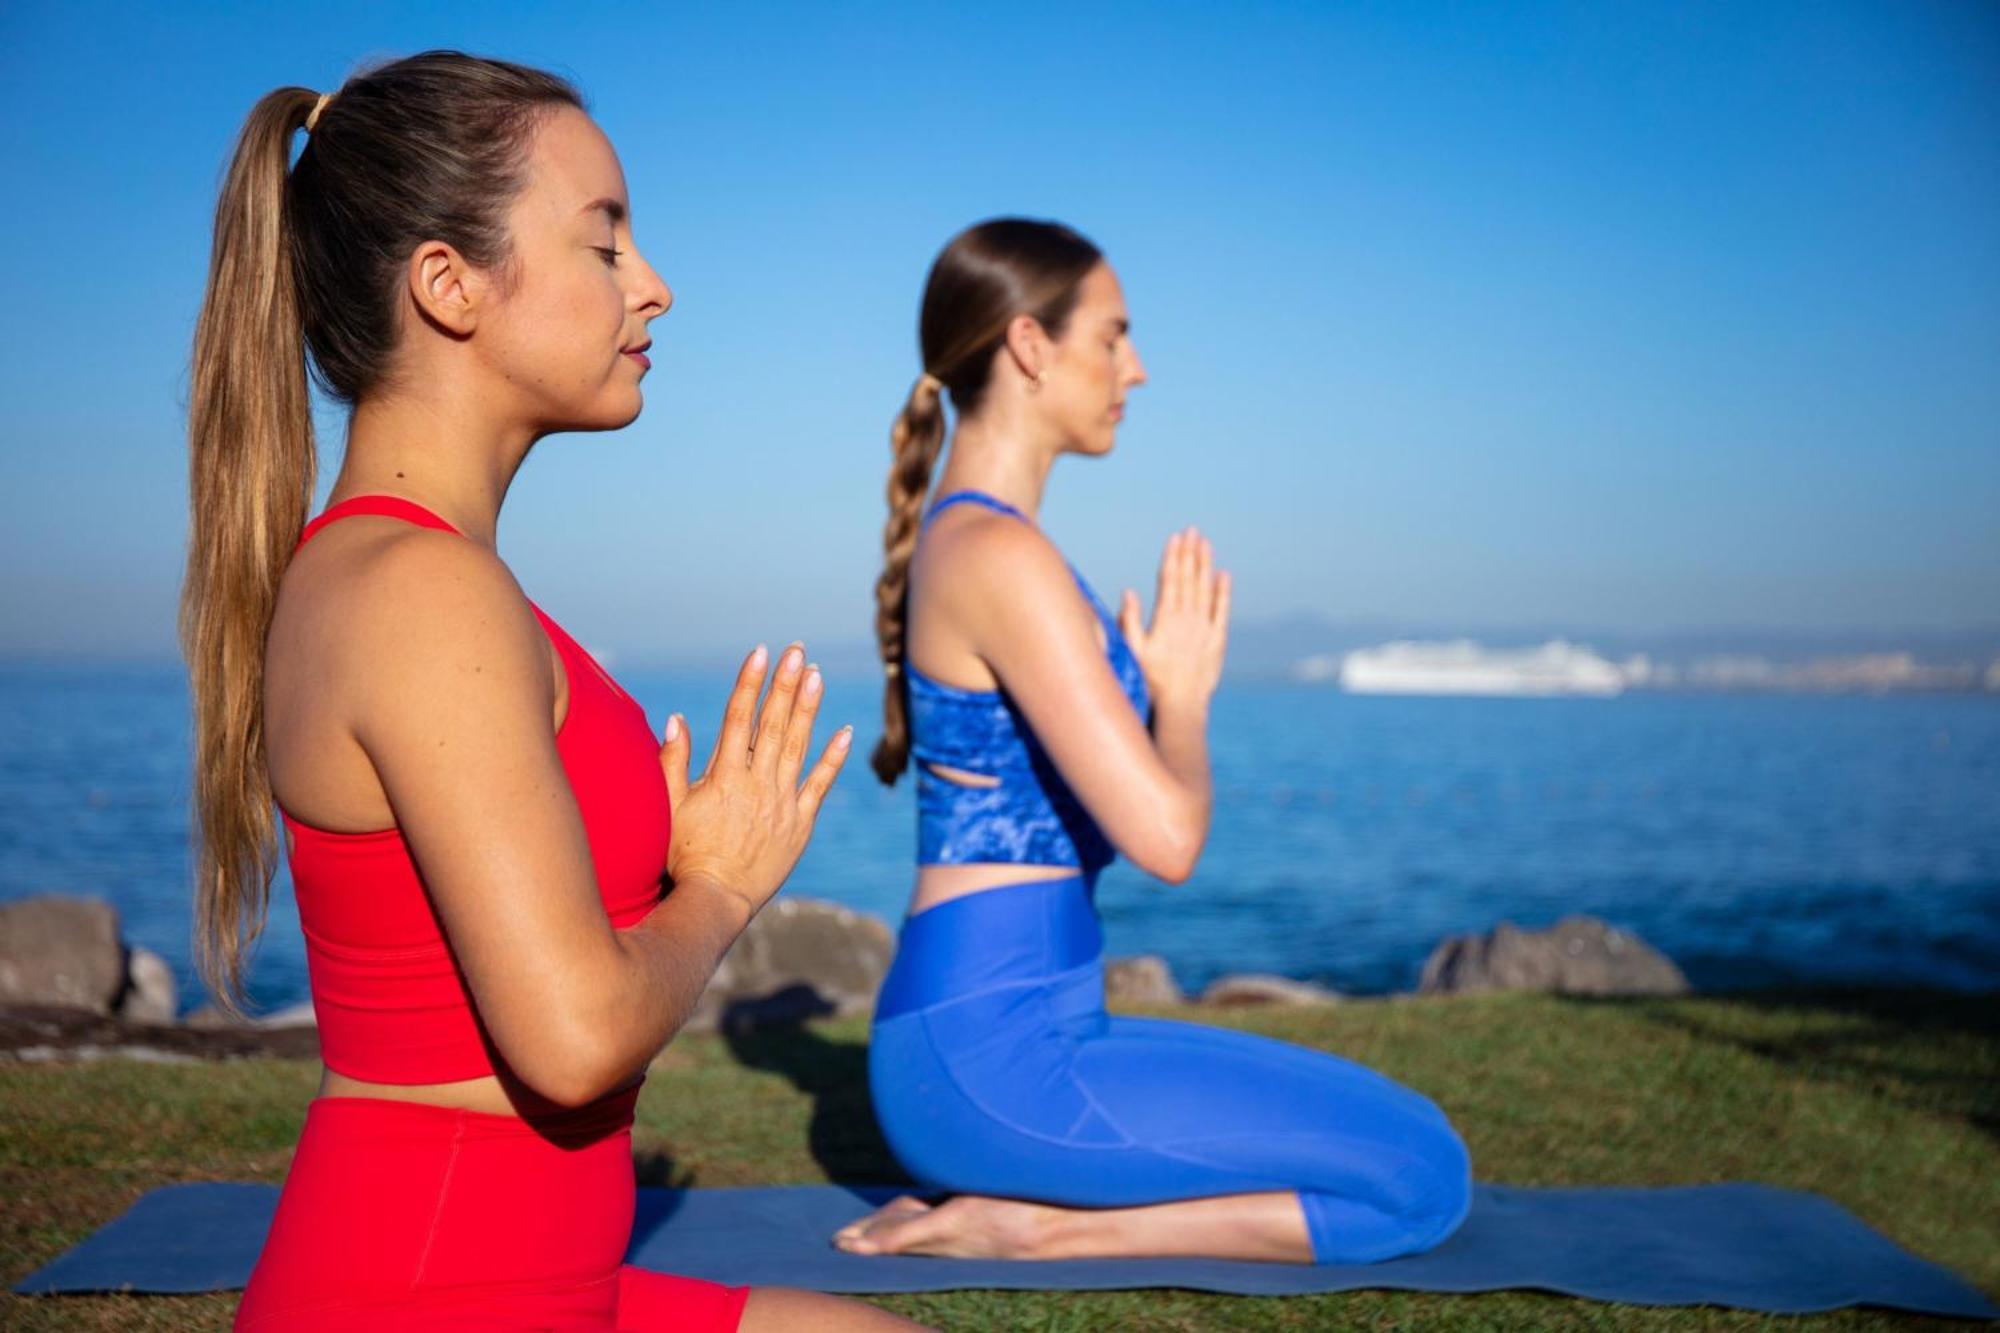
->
[181,87,321,1017]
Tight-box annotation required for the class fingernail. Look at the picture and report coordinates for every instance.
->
[803,668,822,697]
[664,714,681,742]
[750,644,768,669]
[834,725,853,749]
[781,645,804,675]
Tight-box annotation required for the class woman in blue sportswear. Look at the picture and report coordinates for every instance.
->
[837,218,1473,1264]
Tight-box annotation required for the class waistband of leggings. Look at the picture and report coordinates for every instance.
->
[875,874,1101,1019]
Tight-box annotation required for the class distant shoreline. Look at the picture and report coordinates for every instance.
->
[7,656,2000,696]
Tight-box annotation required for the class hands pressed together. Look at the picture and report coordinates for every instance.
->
[657,642,851,922]
[1119,526,1231,710]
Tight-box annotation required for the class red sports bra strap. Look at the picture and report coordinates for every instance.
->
[294,495,463,553]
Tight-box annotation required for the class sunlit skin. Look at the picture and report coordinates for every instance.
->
[261,106,916,1330]
[834,260,1315,1264]
[305,107,670,554]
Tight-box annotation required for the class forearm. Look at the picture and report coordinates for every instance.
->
[1151,692,1214,853]
[588,873,752,1087]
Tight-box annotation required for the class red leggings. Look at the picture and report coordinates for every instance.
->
[236,1094,748,1331]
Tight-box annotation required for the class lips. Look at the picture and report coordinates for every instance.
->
[623,339,652,370]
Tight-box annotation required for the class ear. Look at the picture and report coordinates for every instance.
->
[1001,312,1048,383]
[406,239,485,336]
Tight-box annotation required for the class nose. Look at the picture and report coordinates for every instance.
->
[1125,342,1148,389]
[631,245,673,318]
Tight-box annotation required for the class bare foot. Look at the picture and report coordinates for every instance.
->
[832,1195,933,1253]
[832,1194,1054,1259]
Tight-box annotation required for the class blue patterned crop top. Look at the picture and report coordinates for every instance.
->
[904,490,1152,881]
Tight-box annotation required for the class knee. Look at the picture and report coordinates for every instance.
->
[1409,1122,1473,1249]
[1298,1122,1473,1265]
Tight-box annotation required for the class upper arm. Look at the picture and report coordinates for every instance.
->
[922,521,1199,880]
[344,535,626,1102]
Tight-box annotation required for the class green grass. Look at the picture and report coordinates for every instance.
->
[2,990,1993,1330]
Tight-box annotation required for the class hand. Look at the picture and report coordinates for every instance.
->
[656,642,852,920]
[1118,527,1230,710]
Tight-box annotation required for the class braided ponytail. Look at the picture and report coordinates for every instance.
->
[869,375,948,783]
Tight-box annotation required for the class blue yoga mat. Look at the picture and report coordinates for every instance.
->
[12,1180,1995,1318]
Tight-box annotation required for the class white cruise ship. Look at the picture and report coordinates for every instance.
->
[1338,639,1626,697]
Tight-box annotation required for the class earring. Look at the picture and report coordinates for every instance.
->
[1029,369,1047,394]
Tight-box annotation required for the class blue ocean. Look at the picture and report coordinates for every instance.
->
[2,665,1997,1017]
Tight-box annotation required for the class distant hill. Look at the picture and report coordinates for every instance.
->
[613,617,2000,685]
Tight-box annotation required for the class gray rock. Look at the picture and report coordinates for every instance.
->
[257,1002,319,1029]
[1419,915,1688,996]
[0,895,126,1014]
[1104,954,1185,1005]
[184,1000,318,1030]
[1,1003,321,1061]
[115,946,178,1026]
[1199,973,1341,1007]
[684,897,895,1034]
[13,1043,202,1065]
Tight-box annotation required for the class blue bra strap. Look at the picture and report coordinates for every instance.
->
[923,489,1029,529]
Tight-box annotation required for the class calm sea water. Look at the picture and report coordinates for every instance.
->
[2,665,1996,1016]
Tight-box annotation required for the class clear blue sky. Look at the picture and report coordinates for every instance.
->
[2,0,1995,664]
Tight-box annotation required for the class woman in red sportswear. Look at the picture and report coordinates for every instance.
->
[183,51,917,1330]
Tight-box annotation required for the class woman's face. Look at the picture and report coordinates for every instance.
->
[479,107,672,432]
[1042,261,1147,456]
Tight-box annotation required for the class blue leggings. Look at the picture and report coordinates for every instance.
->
[868,876,1472,1264]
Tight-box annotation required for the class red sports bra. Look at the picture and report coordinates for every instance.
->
[280,495,670,1086]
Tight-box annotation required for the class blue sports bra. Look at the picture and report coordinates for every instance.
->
[904,490,1151,881]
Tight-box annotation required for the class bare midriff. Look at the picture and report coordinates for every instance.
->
[314,1066,643,1119]
[316,1069,526,1115]
[910,861,1079,918]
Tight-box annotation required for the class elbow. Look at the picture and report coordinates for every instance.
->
[1147,845,1200,886]
[501,1020,627,1110]
[1128,820,1205,886]
[530,1058,616,1111]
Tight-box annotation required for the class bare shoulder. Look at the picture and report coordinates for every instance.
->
[276,520,553,727]
[916,507,1072,604]
[912,508,1094,663]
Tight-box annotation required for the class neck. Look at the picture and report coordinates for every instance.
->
[329,385,539,549]
[934,404,1062,520]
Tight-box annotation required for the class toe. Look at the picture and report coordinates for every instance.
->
[833,1196,934,1254]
